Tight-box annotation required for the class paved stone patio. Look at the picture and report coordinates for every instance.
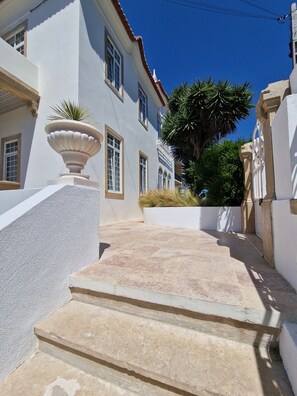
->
[74,221,297,328]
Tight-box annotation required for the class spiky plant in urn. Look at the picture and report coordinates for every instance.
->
[45,100,103,180]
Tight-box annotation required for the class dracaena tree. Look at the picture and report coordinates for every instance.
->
[162,79,253,162]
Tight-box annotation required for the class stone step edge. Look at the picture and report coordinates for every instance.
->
[37,343,177,396]
[69,275,283,329]
[35,327,198,396]
[71,286,279,349]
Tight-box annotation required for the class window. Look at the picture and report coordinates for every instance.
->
[138,85,148,127]
[4,25,26,55]
[157,113,162,139]
[163,171,167,189]
[158,168,163,190]
[167,174,171,189]
[105,126,124,199]
[139,153,148,194]
[1,135,21,182]
[105,34,123,97]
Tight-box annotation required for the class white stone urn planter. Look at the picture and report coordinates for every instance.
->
[45,119,103,180]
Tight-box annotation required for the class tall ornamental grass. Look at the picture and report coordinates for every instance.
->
[139,189,199,208]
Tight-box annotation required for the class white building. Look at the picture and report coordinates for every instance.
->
[0,0,175,224]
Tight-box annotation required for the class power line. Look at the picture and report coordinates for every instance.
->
[237,0,280,18]
[162,0,276,20]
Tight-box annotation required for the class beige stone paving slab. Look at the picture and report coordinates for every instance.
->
[35,300,293,396]
[0,352,139,396]
[76,222,297,325]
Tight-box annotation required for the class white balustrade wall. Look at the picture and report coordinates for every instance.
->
[252,121,266,239]
[255,68,297,393]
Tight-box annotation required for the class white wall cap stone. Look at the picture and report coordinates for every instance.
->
[48,176,99,189]
[0,185,63,231]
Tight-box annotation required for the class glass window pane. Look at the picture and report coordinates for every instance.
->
[106,37,122,92]
[107,133,122,193]
[115,63,120,91]
[4,140,18,182]
[5,28,25,55]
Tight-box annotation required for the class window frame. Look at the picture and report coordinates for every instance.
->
[2,23,27,56]
[138,84,148,129]
[105,32,124,101]
[139,151,148,195]
[158,167,163,190]
[163,171,167,189]
[167,174,172,189]
[0,134,21,182]
[105,125,124,200]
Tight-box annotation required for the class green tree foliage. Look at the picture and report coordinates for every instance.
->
[186,139,247,206]
[162,79,253,162]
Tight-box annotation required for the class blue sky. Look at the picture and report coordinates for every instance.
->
[119,0,294,141]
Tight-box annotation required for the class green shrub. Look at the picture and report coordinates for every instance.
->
[139,189,199,208]
[186,139,247,206]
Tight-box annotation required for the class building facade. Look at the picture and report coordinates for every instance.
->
[0,0,174,224]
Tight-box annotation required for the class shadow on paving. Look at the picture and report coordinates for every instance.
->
[206,230,295,396]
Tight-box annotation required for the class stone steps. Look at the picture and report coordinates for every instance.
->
[70,273,292,330]
[71,286,280,350]
[34,300,292,396]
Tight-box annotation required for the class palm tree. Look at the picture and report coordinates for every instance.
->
[162,79,253,162]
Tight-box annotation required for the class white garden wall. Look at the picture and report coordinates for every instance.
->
[143,207,242,232]
[0,184,99,380]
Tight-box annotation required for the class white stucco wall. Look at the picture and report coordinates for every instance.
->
[0,188,40,215]
[0,184,99,380]
[0,107,37,188]
[77,0,174,224]
[24,0,81,188]
[272,94,297,200]
[270,86,297,292]
[272,200,297,292]
[280,322,297,396]
[0,38,39,90]
[143,207,242,232]
[0,0,174,225]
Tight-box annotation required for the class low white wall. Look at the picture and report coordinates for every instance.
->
[0,184,99,380]
[0,188,41,216]
[143,207,242,232]
[272,200,297,292]
[280,322,297,395]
